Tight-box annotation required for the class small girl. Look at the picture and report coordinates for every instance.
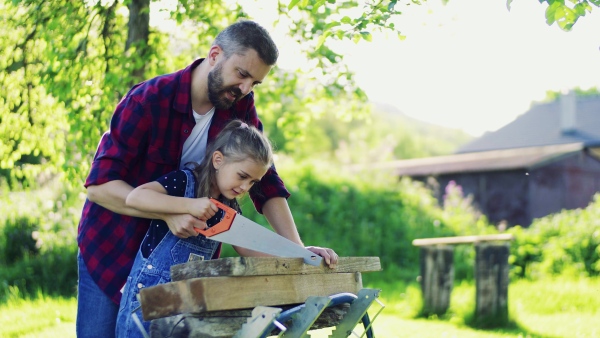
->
[116,120,276,337]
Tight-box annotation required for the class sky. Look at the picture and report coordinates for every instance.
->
[153,0,600,136]
[335,0,600,136]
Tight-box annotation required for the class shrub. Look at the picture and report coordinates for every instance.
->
[0,217,39,264]
[0,178,82,300]
[0,245,78,301]
[508,193,600,279]
[237,162,493,283]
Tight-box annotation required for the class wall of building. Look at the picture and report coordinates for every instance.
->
[412,152,600,228]
[529,152,600,220]
[417,169,530,227]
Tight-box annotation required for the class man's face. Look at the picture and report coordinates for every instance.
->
[207,49,272,110]
[207,62,235,109]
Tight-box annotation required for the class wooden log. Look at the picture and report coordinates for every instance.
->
[170,256,381,281]
[140,272,363,320]
[420,245,453,316]
[149,303,351,338]
[475,243,510,326]
[412,234,513,247]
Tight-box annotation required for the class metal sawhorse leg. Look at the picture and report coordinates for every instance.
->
[234,288,384,338]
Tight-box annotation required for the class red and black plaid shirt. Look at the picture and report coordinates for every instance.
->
[77,59,290,304]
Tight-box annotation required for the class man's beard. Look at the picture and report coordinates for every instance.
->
[207,63,243,109]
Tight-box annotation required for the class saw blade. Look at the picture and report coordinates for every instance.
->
[209,215,323,266]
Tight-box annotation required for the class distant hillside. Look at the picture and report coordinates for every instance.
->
[370,101,474,159]
[265,100,474,164]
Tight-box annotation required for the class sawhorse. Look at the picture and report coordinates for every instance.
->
[234,288,384,338]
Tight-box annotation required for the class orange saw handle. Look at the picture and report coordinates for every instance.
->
[194,198,237,237]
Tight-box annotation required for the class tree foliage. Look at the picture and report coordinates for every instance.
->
[508,0,600,31]
[0,0,596,189]
[0,0,404,188]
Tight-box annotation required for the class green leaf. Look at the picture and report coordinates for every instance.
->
[545,2,560,25]
[288,0,301,10]
[315,31,331,49]
[340,16,352,24]
[388,0,398,11]
[360,31,372,42]
[312,0,326,12]
[325,21,341,29]
[574,2,589,16]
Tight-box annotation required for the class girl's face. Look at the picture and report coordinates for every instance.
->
[212,152,268,200]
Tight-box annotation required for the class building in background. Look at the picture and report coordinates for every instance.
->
[388,93,600,227]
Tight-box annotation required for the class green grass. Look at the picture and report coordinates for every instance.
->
[1,278,599,337]
[0,290,76,338]
[508,278,600,338]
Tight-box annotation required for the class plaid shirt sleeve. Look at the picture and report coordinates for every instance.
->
[85,91,150,187]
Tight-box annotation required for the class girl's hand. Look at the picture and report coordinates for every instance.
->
[163,214,206,238]
[306,246,339,269]
[186,197,219,222]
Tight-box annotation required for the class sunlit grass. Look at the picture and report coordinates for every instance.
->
[1,278,598,337]
[0,289,76,338]
[509,278,600,338]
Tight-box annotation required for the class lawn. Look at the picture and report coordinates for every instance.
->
[1,278,598,337]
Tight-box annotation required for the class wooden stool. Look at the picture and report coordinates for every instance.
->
[413,234,512,324]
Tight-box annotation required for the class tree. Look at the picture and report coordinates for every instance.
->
[507,0,600,31]
[0,0,243,187]
[1,0,596,188]
[0,0,400,188]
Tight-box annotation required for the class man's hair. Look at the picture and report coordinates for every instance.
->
[213,20,279,66]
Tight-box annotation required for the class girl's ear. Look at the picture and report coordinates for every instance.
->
[212,151,224,169]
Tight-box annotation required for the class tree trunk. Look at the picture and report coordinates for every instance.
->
[126,0,150,81]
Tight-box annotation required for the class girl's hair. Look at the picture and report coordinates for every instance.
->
[192,120,273,211]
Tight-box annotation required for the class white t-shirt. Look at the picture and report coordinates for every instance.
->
[179,107,215,169]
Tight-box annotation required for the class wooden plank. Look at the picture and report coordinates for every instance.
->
[140,272,363,320]
[412,234,513,247]
[170,256,381,281]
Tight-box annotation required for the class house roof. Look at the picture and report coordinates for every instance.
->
[373,143,586,177]
[458,95,600,154]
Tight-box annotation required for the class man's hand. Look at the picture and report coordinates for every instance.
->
[162,214,207,238]
[306,246,339,269]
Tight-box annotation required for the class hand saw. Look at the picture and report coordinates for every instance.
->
[195,199,323,266]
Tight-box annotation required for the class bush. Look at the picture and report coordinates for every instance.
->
[0,245,77,301]
[0,217,39,264]
[237,162,493,283]
[0,178,83,301]
[0,162,493,301]
[509,193,600,279]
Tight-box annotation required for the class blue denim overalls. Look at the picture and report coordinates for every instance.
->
[116,169,220,338]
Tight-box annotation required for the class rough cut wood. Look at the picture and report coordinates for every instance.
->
[140,272,362,320]
[412,234,513,247]
[475,243,510,324]
[420,246,453,315]
[170,256,381,281]
[149,303,350,338]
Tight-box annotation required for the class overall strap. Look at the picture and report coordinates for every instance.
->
[182,168,198,198]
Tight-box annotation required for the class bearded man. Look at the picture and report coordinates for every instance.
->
[76,20,338,338]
